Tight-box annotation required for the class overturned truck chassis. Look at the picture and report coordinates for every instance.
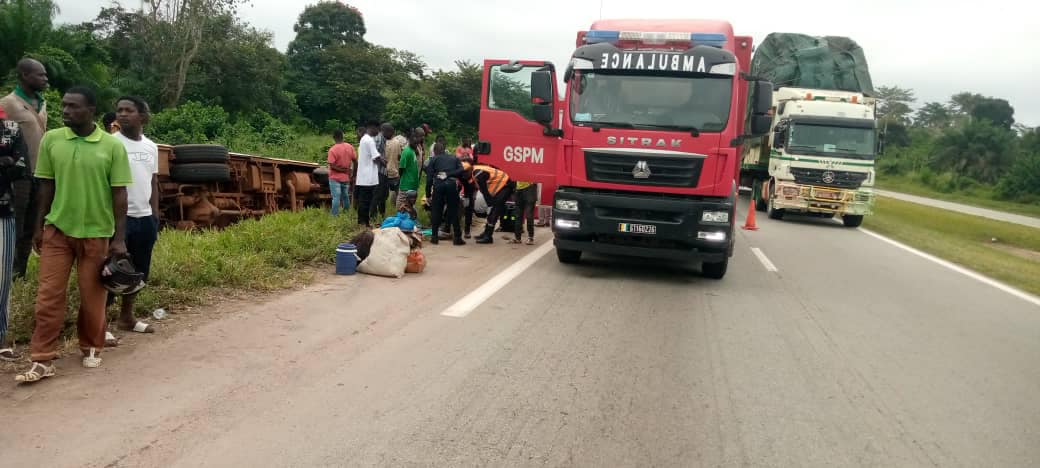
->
[157,144,331,230]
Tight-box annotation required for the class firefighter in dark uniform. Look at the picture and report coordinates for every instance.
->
[425,143,466,245]
[471,164,515,244]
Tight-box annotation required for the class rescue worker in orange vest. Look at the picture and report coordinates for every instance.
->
[471,164,516,244]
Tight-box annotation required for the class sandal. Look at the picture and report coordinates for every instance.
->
[0,347,21,361]
[525,237,535,245]
[506,238,522,244]
[15,362,55,383]
[82,348,102,369]
[105,331,119,347]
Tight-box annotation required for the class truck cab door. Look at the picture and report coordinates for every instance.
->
[477,59,561,205]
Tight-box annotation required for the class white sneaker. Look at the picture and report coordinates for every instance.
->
[82,348,102,368]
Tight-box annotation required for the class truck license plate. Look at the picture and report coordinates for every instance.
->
[619,223,656,235]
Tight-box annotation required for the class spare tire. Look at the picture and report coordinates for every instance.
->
[171,163,231,183]
[313,167,330,185]
[173,144,229,164]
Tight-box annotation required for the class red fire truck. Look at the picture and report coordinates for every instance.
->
[477,19,773,278]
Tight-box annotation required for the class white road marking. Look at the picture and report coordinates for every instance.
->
[750,247,779,272]
[440,241,555,318]
[860,228,1040,308]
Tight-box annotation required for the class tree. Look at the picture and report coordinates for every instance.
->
[875,85,916,126]
[934,120,1015,183]
[914,102,952,129]
[425,60,482,136]
[970,98,1014,129]
[142,0,247,107]
[287,1,365,55]
[0,0,58,72]
[383,92,449,133]
[948,92,1015,129]
[286,3,420,126]
[182,16,292,116]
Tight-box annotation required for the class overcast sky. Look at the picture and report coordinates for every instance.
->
[56,0,1039,125]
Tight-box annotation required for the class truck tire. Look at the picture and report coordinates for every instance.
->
[701,258,728,279]
[556,247,581,264]
[842,214,864,228]
[170,163,231,183]
[173,144,229,164]
[767,197,785,220]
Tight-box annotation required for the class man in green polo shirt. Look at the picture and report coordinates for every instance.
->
[16,86,132,383]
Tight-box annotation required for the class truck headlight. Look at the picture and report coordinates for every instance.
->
[701,211,729,223]
[555,199,579,212]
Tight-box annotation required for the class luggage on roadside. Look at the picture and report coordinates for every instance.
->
[357,227,411,278]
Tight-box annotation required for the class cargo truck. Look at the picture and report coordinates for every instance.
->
[740,33,879,227]
[476,19,774,278]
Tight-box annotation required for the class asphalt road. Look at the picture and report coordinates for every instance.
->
[876,189,1040,229]
[3,203,1039,467]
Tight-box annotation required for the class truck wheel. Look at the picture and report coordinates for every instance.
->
[842,215,864,228]
[171,163,231,183]
[767,197,785,220]
[701,258,728,279]
[556,248,581,264]
[173,144,229,164]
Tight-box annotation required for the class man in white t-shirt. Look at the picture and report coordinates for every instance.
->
[355,120,381,228]
[109,96,159,337]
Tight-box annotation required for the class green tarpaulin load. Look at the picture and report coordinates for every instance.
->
[752,33,874,96]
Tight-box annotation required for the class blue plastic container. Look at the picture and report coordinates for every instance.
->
[335,243,359,275]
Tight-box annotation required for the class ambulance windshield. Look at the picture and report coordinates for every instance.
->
[570,71,732,132]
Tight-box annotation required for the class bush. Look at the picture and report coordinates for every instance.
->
[996,151,1040,200]
[149,101,230,144]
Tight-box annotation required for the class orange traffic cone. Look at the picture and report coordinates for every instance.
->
[741,199,759,231]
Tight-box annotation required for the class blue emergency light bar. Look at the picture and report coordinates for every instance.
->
[585,30,727,48]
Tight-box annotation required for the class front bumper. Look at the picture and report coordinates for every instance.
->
[551,188,733,262]
[772,182,874,215]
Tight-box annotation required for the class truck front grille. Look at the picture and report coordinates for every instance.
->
[790,168,867,189]
[584,151,702,188]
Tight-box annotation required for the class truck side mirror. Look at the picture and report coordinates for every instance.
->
[533,105,554,125]
[531,70,554,104]
[753,81,774,115]
[877,131,885,155]
[750,115,772,136]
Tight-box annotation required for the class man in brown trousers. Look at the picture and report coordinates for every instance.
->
[0,58,49,278]
[15,87,132,383]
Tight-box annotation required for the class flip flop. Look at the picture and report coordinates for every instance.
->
[119,321,155,334]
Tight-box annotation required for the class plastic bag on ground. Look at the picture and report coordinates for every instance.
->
[357,227,411,278]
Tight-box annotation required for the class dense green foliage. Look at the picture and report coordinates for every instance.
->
[875,85,1040,205]
[0,0,482,154]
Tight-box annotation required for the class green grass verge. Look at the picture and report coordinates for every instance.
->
[877,175,1040,219]
[864,197,1040,296]
[7,208,360,344]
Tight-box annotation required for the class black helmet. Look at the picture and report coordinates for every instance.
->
[101,255,146,295]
